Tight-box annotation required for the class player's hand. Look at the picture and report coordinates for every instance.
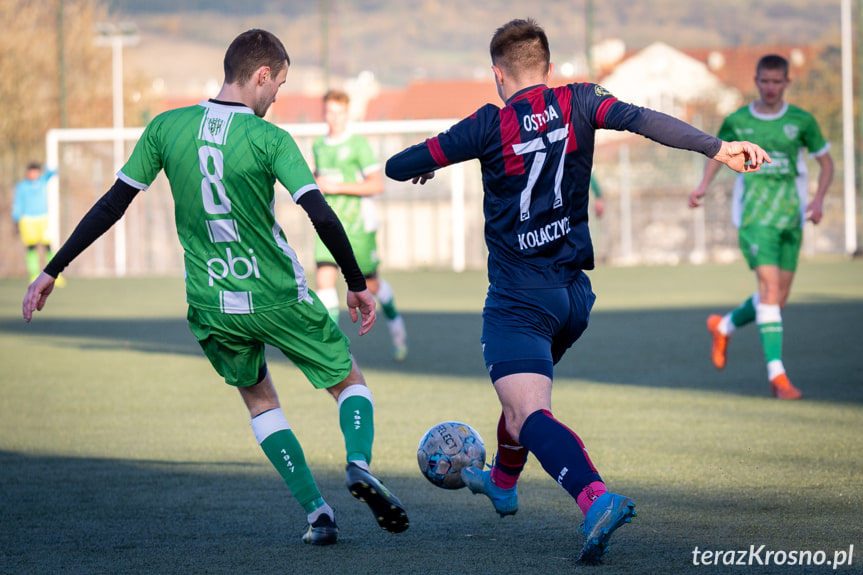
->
[714,141,771,173]
[806,198,824,224]
[22,272,56,323]
[688,188,706,208]
[346,288,377,335]
[411,172,435,185]
[315,176,337,194]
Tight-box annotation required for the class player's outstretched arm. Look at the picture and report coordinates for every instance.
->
[21,179,141,323]
[712,141,771,174]
[385,140,440,184]
[317,169,385,196]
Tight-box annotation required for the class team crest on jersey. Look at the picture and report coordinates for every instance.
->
[199,109,232,145]
[208,118,224,137]
[783,124,799,140]
[594,85,613,97]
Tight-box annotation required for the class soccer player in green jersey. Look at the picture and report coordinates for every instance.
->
[690,54,834,400]
[312,90,408,361]
[22,29,408,544]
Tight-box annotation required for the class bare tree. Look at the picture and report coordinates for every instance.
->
[0,0,113,276]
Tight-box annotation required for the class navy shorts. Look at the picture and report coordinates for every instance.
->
[481,271,595,383]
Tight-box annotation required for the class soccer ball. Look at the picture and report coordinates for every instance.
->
[417,421,486,489]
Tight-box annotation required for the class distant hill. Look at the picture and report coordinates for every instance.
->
[112,0,843,88]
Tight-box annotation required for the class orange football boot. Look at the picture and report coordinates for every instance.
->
[770,373,802,400]
[706,314,728,370]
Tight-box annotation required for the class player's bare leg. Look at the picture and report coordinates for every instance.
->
[367,276,408,361]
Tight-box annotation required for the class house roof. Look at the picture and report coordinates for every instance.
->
[372,79,500,120]
[598,42,743,117]
[269,93,324,123]
[146,43,824,126]
[682,44,819,97]
[364,90,406,121]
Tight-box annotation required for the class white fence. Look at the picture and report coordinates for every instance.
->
[40,121,854,279]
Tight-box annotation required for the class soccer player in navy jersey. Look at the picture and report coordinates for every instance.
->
[386,18,770,564]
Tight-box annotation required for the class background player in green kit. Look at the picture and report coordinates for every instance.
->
[690,54,834,400]
[22,29,408,545]
[312,90,408,361]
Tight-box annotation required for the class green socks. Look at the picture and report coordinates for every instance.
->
[376,279,399,320]
[338,386,375,464]
[25,248,40,280]
[249,390,376,515]
[730,293,758,329]
[756,303,784,364]
[380,299,398,321]
[252,409,322,510]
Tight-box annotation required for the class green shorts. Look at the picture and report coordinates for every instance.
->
[186,292,353,388]
[738,225,802,272]
[314,231,380,276]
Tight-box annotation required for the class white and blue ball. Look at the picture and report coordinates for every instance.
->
[417,421,486,489]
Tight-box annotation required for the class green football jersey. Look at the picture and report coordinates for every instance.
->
[718,102,829,230]
[118,100,317,314]
[312,132,380,235]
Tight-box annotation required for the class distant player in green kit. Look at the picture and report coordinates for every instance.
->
[690,54,834,400]
[22,29,408,544]
[312,90,408,361]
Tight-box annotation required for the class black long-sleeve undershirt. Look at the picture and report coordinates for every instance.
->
[44,179,140,278]
[296,190,366,292]
[44,179,366,293]
[605,105,722,158]
[386,93,723,182]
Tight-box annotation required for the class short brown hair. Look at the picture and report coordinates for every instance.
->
[323,89,350,106]
[489,19,550,78]
[223,29,289,86]
[756,54,789,77]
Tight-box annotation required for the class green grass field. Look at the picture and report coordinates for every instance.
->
[1,261,861,574]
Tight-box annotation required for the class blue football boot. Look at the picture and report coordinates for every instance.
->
[461,466,518,517]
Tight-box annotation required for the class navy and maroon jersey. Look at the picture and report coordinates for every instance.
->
[386,82,721,289]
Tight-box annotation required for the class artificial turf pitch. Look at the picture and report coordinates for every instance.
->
[1,261,861,574]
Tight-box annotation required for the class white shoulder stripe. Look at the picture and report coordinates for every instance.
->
[810,142,831,158]
[292,183,319,203]
[116,171,149,191]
